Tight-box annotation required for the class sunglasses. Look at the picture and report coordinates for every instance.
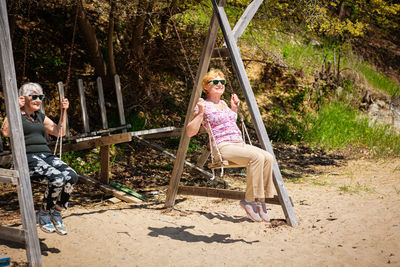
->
[208,79,226,86]
[28,94,45,101]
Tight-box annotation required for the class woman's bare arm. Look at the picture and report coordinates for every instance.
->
[186,98,205,137]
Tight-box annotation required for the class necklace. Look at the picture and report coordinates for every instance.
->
[23,112,36,123]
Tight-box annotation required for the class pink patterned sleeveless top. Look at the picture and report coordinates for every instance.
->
[195,100,243,146]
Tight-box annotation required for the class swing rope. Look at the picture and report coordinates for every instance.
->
[53,3,79,157]
[167,4,196,83]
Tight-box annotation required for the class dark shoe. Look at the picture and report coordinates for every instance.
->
[256,202,270,222]
[240,200,262,222]
[37,209,56,233]
[50,210,67,235]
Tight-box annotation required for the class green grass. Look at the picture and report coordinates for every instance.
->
[304,101,400,156]
[311,178,329,186]
[338,182,376,194]
[358,63,400,96]
[61,149,101,176]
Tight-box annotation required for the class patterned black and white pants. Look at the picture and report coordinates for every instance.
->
[27,153,78,212]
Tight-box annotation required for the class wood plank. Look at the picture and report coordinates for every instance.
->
[129,127,207,140]
[61,132,131,152]
[0,226,25,244]
[0,1,42,264]
[57,82,70,138]
[96,77,108,129]
[0,133,3,152]
[77,174,142,203]
[196,147,210,168]
[0,152,12,166]
[0,176,17,184]
[208,160,247,169]
[0,168,18,177]
[0,168,18,184]
[165,0,226,208]
[100,145,110,184]
[114,74,126,133]
[133,136,213,179]
[211,0,298,227]
[130,126,179,139]
[77,79,90,133]
[177,186,286,206]
[63,124,131,143]
[211,47,230,58]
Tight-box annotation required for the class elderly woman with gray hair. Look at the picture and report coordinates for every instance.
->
[1,82,77,235]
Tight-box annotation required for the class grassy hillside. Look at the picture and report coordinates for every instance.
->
[1,1,399,160]
[175,2,400,157]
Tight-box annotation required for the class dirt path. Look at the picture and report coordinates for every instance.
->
[1,158,399,266]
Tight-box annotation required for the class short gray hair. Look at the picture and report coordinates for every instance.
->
[19,83,43,96]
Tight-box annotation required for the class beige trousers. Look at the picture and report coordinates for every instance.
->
[215,142,275,201]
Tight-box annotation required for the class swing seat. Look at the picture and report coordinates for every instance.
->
[208,160,247,169]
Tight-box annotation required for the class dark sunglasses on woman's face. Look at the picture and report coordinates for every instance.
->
[28,94,45,101]
[208,79,226,86]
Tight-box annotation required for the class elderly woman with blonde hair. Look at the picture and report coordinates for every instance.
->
[1,82,77,235]
[186,69,275,222]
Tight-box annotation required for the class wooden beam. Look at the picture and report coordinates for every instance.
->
[165,0,227,208]
[0,226,25,244]
[0,168,18,177]
[211,0,298,227]
[114,74,127,133]
[211,47,230,58]
[0,0,42,264]
[196,147,211,168]
[130,127,178,138]
[133,136,214,179]
[57,82,70,138]
[77,174,142,203]
[129,127,208,140]
[61,132,131,152]
[77,79,90,133]
[0,168,18,184]
[231,0,263,43]
[177,186,286,206]
[0,151,12,166]
[100,145,110,184]
[96,77,108,130]
[62,124,131,143]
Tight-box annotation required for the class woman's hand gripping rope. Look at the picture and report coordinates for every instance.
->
[230,94,240,113]
[53,98,69,155]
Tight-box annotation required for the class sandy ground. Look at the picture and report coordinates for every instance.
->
[1,158,400,266]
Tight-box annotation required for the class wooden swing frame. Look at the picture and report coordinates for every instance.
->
[165,0,298,227]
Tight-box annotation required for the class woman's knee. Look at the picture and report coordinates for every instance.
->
[264,153,274,165]
[248,152,264,164]
[67,169,78,184]
[51,169,78,187]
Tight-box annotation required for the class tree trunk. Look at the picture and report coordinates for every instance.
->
[108,0,116,77]
[338,1,346,19]
[77,0,107,78]
[131,0,153,60]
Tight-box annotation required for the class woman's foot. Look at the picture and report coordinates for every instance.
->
[256,202,270,222]
[239,200,262,222]
[50,210,67,235]
[37,209,56,233]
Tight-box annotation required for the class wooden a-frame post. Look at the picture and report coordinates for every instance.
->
[0,1,42,265]
[165,0,225,207]
[166,0,297,227]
